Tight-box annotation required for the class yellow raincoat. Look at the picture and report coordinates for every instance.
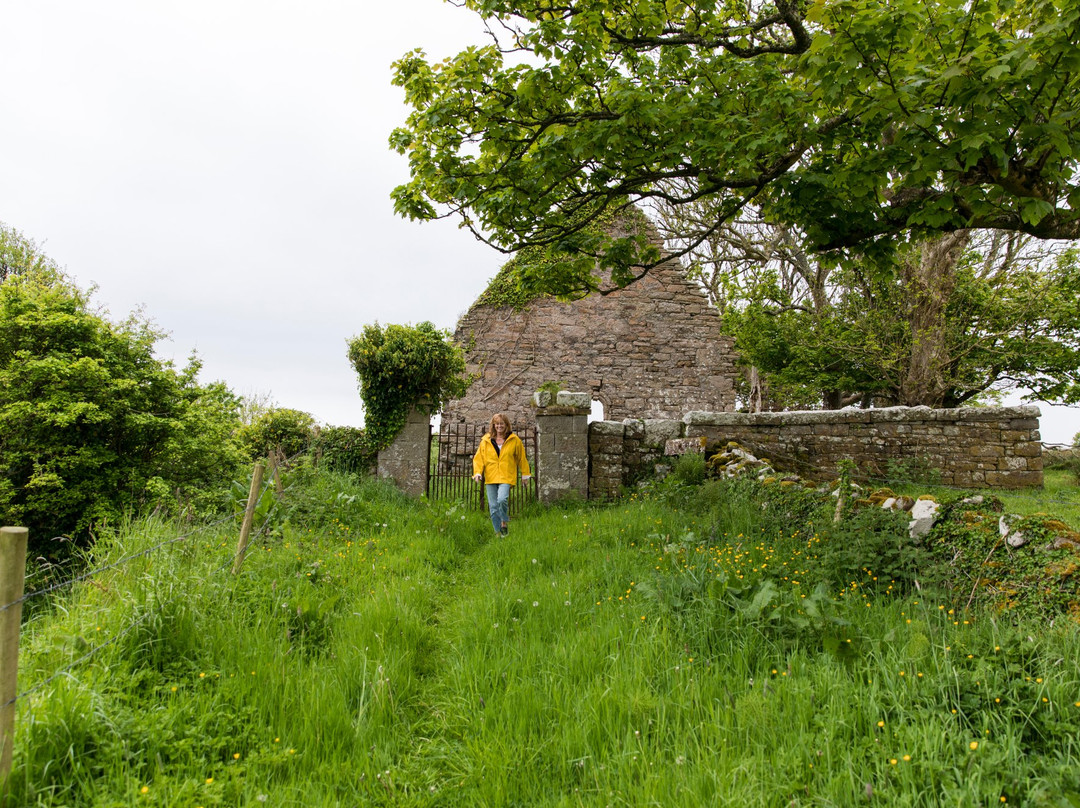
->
[472,432,531,485]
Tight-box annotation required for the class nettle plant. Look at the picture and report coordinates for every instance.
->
[347,321,469,450]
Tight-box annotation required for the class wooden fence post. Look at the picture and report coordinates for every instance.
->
[271,449,285,497]
[232,464,264,575]
[0,526,28,805]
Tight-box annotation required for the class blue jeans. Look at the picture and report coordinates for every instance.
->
[485,483,511,533]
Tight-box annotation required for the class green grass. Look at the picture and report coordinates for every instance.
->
[1001,469,1080,527]
[11,470,1080,806]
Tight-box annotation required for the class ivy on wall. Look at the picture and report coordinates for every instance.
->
[347,321,469,450]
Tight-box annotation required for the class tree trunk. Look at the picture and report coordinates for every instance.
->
[897,232,969,407]
[748,365,763,413]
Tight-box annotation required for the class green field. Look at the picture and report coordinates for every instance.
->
[11,469,1080,807]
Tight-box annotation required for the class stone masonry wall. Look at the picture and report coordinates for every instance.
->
[589,418,684,499]
[589,405,1044,494]
[376,397,1043,501]
[444,254,736,430]
[536,394,591,503]
[376,407,430,497]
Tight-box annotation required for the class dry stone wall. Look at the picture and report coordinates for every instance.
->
[589,405,1044,497]
[444,254,736,429]
[684,406,1044,488]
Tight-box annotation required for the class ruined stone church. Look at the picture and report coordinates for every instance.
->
[442,216,738,427]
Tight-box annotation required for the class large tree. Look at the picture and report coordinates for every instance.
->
[712,228,1080,409]
[391,0,1080,291]
[650,193,1080,409]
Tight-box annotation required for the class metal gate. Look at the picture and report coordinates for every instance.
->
[427,422,538,515]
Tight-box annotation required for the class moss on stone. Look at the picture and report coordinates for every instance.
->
[471,204,652,312]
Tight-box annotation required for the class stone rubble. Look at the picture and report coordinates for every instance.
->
[704,441,1074,545]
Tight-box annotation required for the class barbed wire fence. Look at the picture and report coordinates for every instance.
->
[3,515,278,710]
[0,457,292,788]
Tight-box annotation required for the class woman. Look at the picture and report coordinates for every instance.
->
[472,413,531,535]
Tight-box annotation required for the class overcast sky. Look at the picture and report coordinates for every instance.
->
[2,0,1075,445]
[2,0,504,426]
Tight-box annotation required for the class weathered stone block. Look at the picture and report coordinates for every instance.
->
[684,411,750,427]
[556,391,591,408]
[1008,419,1040,430]
[642,419,683,447]
[570,415,590,434]
[590,420,625,437]
[538,414,578,434]
[1010,442,1043,458]
[376,407,431,497]
[536,406,590,417]
[591,468,622,481]
[1001,430,1037,443]
[684,426,725,446]
[994,470,1044,488]
[872,406,932,423]
[555,434,587,454]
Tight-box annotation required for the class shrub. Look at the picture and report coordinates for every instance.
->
[754,478,828,536]
[884,454,942,486]
[0,272,244,558]
[925,495,1080,618]
[670,452,706,486]
[237,407,317,460]
[311,425,376,474]
[691,475,828,541]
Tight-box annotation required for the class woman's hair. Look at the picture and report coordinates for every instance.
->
[487,412,511,436]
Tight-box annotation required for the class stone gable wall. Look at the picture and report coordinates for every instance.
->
[588,405,1044,498]
[444,255,737,429]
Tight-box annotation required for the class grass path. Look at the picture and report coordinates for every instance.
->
[13,480,1080,807]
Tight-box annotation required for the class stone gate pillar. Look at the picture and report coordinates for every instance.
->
[377,407,430,496]
[534,391,590,503]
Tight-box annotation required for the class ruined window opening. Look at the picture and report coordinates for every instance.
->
[589,399,605,423]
